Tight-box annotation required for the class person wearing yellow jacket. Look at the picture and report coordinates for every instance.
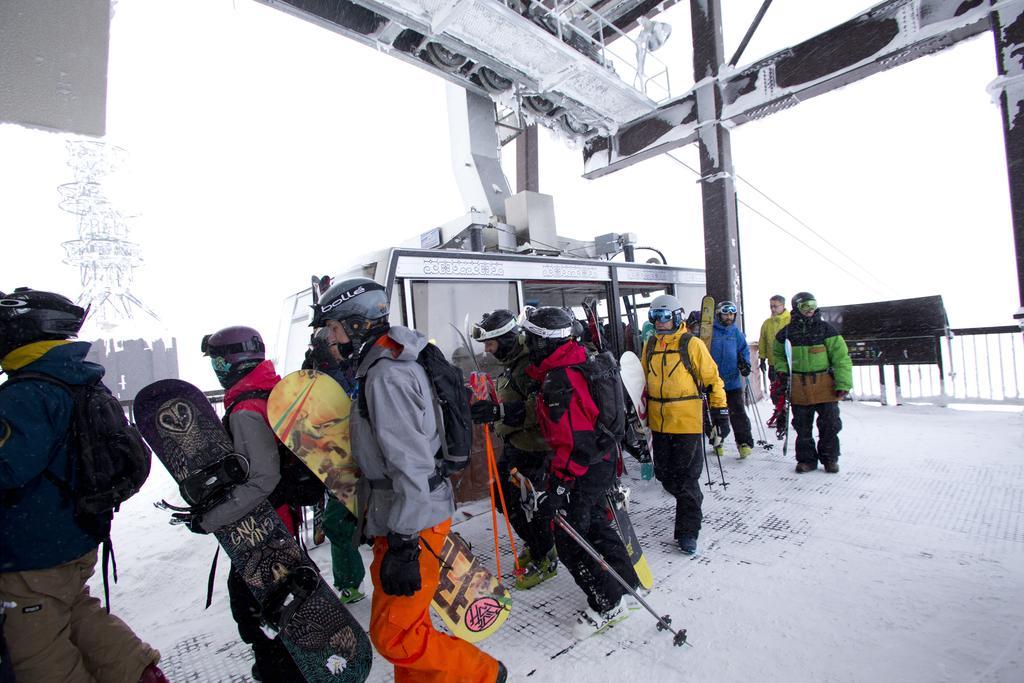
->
[758,295,791,430]
[641,294,729,555]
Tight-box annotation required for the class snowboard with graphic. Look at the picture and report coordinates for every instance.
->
[134,379,372,683]
[699,295,715,349]
[267,369,511,643]
[619,351,653,471]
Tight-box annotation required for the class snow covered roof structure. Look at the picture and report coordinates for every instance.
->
[256,0,677,139]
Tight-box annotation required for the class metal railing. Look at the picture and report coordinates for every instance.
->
[518,0,673,102]
[849,326,1024,406]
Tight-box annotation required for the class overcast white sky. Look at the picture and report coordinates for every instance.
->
[0,0,1017,388]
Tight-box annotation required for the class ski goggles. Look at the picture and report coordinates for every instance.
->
[718,304,737,315]
[797,299,818,314]
[649,309,676,324]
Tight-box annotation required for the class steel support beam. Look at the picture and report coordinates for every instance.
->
[992,1,1024,323]
[517,125,540,193]
[584,0,993,178]
[691,0,743,320]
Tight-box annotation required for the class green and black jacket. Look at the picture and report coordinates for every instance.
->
[772,310,853,392]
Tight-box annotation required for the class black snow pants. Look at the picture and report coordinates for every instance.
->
[496,444,555,561]
[792,401,842,464]
[726,388,754,448]
[652,432,704,540]
[554,459,638,613]
[227,565,302,682]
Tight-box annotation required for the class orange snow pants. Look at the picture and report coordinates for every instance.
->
[369,519,499,683]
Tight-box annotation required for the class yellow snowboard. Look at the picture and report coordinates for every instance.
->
[267,369,359,516]
[268,369,511,642]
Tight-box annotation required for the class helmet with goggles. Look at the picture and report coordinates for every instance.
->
[522,306,574,364]
[472,309,520,361]
[648,293,684,334]
[791,292,818,315]
[0,287,88,360]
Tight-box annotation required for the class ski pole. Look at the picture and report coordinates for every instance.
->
[698,421,715,490]
[703,396,728,488]
[744,377,772,450]
[552,510,688,647]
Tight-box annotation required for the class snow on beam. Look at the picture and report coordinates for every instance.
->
[583,0,997,178]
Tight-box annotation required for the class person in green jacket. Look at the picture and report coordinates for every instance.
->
[773,292,853,474]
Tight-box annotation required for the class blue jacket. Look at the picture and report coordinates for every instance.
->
[709,320,751,392]
[0,341,104,572]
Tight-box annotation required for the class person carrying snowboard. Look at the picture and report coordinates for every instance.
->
[758,295,790,432]
[312,277,506,683]
[302,328,367,604]
[469,309,558,590]
[773,292,852,474]
[708,301,755,458]
[0,287,166,683]
[198,325,315,682]
[522,306,640,637]
[641,294,730,555]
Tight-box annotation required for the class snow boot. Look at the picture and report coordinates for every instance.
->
[795,461,817,473]
[138,663,169,683]
[822,459,840,474]
[713,445,724,457]
[517,546,532,567]
[738,444,753,459]
[515,548,557,590]
[677,535,698,555]
[572,599,629,638]
[338,587,367,604]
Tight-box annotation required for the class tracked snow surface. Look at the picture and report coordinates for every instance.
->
[95,400,1024,682]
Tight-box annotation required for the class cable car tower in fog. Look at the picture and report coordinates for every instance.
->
[58,139,159,329]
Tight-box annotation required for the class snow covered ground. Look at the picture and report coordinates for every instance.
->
[94,400,1024,682]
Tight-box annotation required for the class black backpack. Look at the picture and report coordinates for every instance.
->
[222,390,326,507]
[1,371,151,540]
[358,342,474,476]
[574,350,626,452]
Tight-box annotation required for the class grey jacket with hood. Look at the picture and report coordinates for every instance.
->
[351,325,454,537]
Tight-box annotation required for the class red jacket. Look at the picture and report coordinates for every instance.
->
[223,360,297,535]
[526,342,604,480]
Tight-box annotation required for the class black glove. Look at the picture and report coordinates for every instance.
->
[380,533,421,596]
[538,475,572,519]
[709,407,731,446]
[470,400,502,424]
[170,511,209,534]
[758,359,767,373]
[737,355,751,377]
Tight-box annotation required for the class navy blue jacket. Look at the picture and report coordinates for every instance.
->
[0,341,104,572]
[709,320,751,392]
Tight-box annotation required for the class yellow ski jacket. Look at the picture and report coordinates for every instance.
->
[641,326,726,434]
[758,309,790,366]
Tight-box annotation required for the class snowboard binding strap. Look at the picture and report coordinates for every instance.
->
[261,565,320,633]
[178,452,250,509]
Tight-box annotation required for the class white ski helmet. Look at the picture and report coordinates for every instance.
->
[649,293,684,333]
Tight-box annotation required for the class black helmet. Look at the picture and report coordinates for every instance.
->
[522,306,574,364]
[311,277,390,348]
[472,309,520,361]
[791,291,817,313]
[303,327,342,372]
[0,287,87,360]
